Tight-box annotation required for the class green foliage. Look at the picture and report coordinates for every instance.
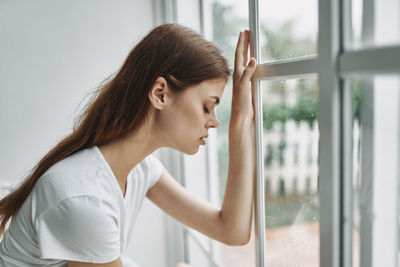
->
[290,94,318,128]
[265,144,275,166]
[263,93,318,130]
[263,104,289,130]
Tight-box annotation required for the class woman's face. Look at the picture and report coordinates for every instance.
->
[158,78,226,154]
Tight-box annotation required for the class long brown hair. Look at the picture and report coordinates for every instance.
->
[0,23,229,236]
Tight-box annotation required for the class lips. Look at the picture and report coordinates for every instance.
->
[200,135,208,145]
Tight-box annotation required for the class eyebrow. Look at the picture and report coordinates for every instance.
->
[210,96,220,105]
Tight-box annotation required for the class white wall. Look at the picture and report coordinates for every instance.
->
[0,0,150,184]
[0,1,168,266]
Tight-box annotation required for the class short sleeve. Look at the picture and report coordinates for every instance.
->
[147,155,164,188]
[35,195,120,263]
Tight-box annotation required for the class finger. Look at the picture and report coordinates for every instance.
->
[240,57,257,83]
[243,30,250,66]
[234,31,245,69]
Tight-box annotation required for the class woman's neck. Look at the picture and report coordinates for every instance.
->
[97,118,162,195]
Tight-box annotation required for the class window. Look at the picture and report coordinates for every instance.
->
[160,0,400,266]
[259,0,318,62]
[261,77,319,266]
[349,76,400,267]
[351,0,400,48]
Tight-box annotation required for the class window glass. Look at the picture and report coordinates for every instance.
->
[212,0,253,266]
[351,76,400,266]
[351,0,400,48]
[262,77,320,266]
[211,0,248,67]
[259,0,318,62]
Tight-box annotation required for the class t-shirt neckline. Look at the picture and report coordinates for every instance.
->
[93,145,129,201]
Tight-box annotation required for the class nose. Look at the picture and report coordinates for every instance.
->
[206,116,220,129]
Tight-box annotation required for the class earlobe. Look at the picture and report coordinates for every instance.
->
[149,77,168,110]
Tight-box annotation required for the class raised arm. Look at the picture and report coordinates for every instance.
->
[220,29,256,244]
[147,30,257,246]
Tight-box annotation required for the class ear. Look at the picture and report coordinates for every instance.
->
[148,76,168,110]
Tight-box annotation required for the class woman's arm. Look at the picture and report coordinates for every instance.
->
[147,30,256,246]
[219,29,256,244]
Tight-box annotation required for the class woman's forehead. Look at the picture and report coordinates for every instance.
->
[190,78,226,97]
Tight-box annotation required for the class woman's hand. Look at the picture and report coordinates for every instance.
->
[231,30,257,124]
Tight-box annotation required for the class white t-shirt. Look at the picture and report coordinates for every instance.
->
[0,146,163,267]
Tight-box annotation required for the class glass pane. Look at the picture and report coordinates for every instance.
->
[262,77,320,266]
[351,0,400,48]
[351,76,400,266]
[211,0,248,67]
[212,1,253,266]
[259,0,318,62]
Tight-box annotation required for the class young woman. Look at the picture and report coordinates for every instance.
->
[0,24,256,267]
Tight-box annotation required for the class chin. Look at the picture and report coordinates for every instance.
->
[169,140,201,155]
[185,148,200,155]
[177,145,200,155]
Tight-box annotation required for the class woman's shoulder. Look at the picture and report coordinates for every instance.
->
[32,147,116,210]
[45,147,103,176]
[133,154,164,189]
[31,172,120,227]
